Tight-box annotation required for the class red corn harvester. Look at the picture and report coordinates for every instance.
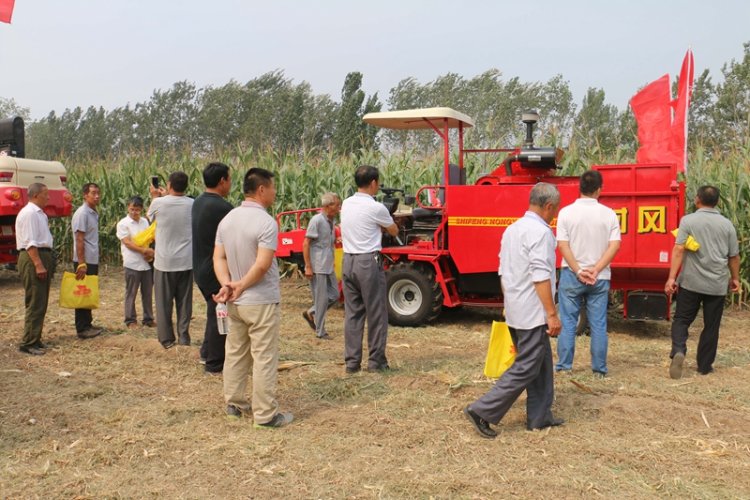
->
[277,107,682,326]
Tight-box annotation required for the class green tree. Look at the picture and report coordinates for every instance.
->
[571,87,619,158]
[0,97,30,120]
[333,72,381,154]
[713,41,750,144]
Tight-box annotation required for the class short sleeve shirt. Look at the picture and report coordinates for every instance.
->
[71,203,99,264]
[147,195,194,272]
[215,201,280,305]
[676,208,739,296]
[499,211,557,330]
[340,192,394,254]
[556,197,621,280]
[116,215,152,271]
[15,202,53,250]
[305,212,335,274]
[192,192,233,291]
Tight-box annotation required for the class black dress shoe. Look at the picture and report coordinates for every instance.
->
[78,327,102,339]
[528,417,565,431]
[464,406,497,439]
[366,364,390,373]
[345,366,361,374]
[20,345,46,356]
[34,341,48,349]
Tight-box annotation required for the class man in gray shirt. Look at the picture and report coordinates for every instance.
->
[148,171,194,349]
[665,185,740,379]
[71,182,103,339]
[213,168,293,428]
[302,192,341,339]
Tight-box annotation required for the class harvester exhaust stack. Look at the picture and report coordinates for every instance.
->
[521,110,539,148]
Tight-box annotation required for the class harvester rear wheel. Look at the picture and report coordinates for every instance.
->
[385,262,443,326]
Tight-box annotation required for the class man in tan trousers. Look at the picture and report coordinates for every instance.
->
[213,167,293,428]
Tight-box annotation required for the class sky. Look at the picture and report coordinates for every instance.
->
[1,0,749,120]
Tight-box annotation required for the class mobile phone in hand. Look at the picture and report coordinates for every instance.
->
[150,176,159,189]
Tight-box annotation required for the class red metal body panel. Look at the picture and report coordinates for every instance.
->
[275,208,321,258]
[0,186,72,264]
[594,162,682,292]
[446,181,580,274]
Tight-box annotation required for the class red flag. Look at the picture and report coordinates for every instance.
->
[0,0,15,23]
[630,74,672,165]
[669,49,694,173]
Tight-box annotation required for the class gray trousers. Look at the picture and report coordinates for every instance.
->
[471,324,555,429]
[124,267,154,325]
[154,269,193,346]
[342,253,388,370]
[307,272,338,337]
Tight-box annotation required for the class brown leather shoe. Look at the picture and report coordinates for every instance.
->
[302,311,316,331]
[143,320,156,328]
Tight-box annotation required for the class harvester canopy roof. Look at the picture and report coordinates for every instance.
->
[363,107,474,130]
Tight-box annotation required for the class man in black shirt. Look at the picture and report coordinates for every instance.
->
[192,162,233,374]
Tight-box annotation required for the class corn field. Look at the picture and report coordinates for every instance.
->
[50,143,750,300]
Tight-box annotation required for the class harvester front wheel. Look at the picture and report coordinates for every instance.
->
[385,262,443,326]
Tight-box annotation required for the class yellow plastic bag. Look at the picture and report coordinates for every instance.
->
[132,221,156,248]
[483,320,516,378]
[671,228,700,251]
[59,272,99,309]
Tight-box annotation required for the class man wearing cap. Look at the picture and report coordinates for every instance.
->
[16,183,56,355]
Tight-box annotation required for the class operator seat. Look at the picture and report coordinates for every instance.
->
[412,163,464,223]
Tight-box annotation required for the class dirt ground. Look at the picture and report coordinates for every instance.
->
[1,266,749,499]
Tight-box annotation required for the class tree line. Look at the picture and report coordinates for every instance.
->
[1,42,749,164]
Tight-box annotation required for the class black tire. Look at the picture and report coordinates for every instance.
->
[385,262,443,326]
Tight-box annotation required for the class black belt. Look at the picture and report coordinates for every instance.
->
[21,248,52,253]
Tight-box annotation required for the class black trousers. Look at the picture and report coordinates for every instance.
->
[198,285,225,373]
[670,287,725,373]
[471,324,555,429]
[73,262,98,334]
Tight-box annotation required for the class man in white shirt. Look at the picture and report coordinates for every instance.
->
[340,165,398,374]
[116,196,155,329]
[555,170,621,377]
[16,183,55,355]
[148,171,194,349]
[464,183,563,438]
